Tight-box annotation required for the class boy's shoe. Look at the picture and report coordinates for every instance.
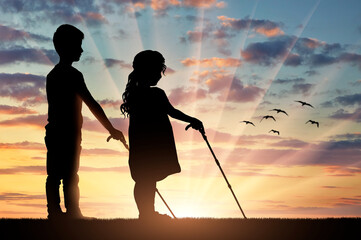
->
[47,211,66,221]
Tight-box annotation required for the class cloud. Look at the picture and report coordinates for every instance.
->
[0,73,46,105]
[103,58,132,69]
[0,141,44,150]
[0,24,51,43]
[0,0,107,27]
[54,11,108,27]
[81,148,124,156]
[103,0,224,17]
[98,99,123,109]
[217,16,284,37]
[329,108,361,122]
[187,69,264,103]
[0,192,45,201]
[0,114,47,128]
[322,139,361,150]
[273,78,305,85]
[321,93,361,109]
[241,35,361,69]
[186,30,210,42]
[183,0,225,8]
[79,166,129,172]
[0,46,58,66]
[82,116,129,134]
[168,87,207,106]
[0,105,37,114]
[270,139,308,148]
[294,37,325,54]
[284,53,303,66]
[241,36,294,66]
[337,53,361,68]
[149,0,181,16]
[221,78,265,103]
[308,53,336,67]
[334,93,361,106]
[332,133,361,140]
[323,166,361,177]
[0,166,45,175]
[304,70,319,76]
[291,83,315,96]
[181,57,241,68]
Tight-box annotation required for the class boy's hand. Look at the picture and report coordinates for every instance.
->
[108,128,129,150]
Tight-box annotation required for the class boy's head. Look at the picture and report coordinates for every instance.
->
[53,24,84,62]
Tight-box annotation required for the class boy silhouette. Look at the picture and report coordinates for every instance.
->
[45,24,126,219]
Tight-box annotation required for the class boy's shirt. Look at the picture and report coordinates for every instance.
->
[46,64,87,137]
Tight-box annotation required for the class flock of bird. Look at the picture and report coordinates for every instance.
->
[241,100,320,135]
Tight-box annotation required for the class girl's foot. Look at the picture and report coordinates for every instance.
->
[139,211,172,221]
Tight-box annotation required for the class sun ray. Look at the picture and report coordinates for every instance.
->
[191,0,324,217]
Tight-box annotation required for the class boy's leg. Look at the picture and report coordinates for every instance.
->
[45,135,64,219]
[63,144,82,218]
[63,173,82,217]
[134,179,156,218]
[46,175,63,218]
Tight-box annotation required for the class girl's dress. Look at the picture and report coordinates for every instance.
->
[128,86,180,182]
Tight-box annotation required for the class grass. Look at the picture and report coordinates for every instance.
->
[0,218,360,240]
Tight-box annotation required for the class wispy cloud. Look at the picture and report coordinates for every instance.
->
[0,47,57,66]
[181,57,241,68]
[187,69,264,103]
[168,87,207,106]
[0,141,44,150]
[0,114,47,129]
[0,73,46,106]
[0,0,107,27]
[241,35,361,69]
[103,58,132,69]
[217,16,284,37]
[0,166,45,175]
[98,99,123,109]
[0,105,37,114]
[0,192,45,201]
[0,24,51,43]
[329,108,361,122]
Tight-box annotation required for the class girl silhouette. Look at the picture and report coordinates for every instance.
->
[121,50,203,220]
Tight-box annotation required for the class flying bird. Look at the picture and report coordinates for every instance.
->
[269,129,280,135]
[306,120,319,128]
[295,100,314,108]
[241,121,255,126]
[260,115,276,122]
[270,109,288,116]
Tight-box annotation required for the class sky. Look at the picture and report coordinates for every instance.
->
[0,0,360,219]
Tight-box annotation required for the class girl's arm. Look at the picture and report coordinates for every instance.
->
[168,107,204,131]
[160,88,204,131]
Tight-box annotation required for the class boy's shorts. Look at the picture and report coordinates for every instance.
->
[45,134,81,178]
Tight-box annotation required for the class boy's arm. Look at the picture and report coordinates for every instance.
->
[78,80,125,143]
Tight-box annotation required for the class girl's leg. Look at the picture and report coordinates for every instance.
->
[134,179,156,218]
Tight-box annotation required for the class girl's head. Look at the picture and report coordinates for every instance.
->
[132,50,166,86]
[120,50,166,116]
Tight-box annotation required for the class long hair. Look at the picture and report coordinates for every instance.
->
[120,50,166,116]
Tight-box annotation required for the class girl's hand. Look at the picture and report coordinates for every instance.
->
[188,118,205,134]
